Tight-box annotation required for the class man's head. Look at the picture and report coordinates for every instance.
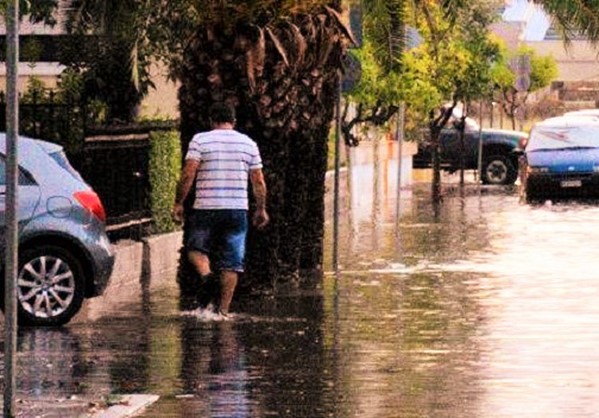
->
[209,102,236,126]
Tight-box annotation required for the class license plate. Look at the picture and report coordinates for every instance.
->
[561,180,582,188]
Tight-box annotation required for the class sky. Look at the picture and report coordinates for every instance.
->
[502,0,551,41]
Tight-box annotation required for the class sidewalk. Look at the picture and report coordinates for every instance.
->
[15,394,159,417]
[9,232,185,417]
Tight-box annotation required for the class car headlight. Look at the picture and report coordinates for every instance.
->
[528,166,549,174]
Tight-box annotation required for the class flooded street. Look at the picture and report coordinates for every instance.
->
[9,159,599,417]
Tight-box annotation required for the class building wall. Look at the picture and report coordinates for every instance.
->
[0,61,181,119]
[139,62,180,119]
[526,40,599,82]
[0,62,63,92]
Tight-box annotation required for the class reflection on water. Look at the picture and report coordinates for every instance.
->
[177,320,250,417]
[9,160,599,417]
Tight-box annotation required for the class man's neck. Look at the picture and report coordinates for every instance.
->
[212,122,235,130]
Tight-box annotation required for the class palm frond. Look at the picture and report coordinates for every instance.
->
[266,27,290,67]
[533,0,599,43]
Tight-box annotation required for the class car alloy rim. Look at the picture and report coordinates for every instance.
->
[18,255,76,318]
[487,161,507,183]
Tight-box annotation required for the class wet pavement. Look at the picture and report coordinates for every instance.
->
[6,161,599,417]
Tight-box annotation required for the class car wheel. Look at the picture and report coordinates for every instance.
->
[14,246,86,326]
[482,155,517,185]
[525,189,545,204]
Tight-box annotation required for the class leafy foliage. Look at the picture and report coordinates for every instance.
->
[0,0,58,24]
[60,1,157,123]
[15,71,108,154]
[340,0,407,146]
[392,0,503,198]
[149,130,181,234]
[57,0,337,122]
[533,0,599,42]
[492,45,558,129]
[398,0,502,135]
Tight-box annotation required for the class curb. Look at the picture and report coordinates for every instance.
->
[110,230,183,290]
[91,394,160,418]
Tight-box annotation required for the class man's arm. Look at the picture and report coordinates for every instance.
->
[172,159,199,222]
[250,168,269,229]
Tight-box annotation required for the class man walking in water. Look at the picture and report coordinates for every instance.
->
[173,102,269,317]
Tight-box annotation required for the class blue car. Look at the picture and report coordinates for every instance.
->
[520,116,599,202]
[0,135,114,326]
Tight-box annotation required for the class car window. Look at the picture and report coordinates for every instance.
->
[48,150,85,183]
[527,126,599,151]
[0,156,37,186]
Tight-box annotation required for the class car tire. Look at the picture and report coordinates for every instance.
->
[525,189,545,204]
[482,155,518,185]
[10,246,86,326]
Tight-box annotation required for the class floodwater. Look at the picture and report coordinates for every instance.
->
[11,160,599,418]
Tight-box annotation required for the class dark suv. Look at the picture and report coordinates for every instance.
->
[413,127,528,185]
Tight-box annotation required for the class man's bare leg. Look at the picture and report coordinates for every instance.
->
[188,250,219,308]
[188,250,211,276]
[219,270,238,315]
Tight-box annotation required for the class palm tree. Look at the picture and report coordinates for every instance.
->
[173,1,354,300]
[533,1,599,41]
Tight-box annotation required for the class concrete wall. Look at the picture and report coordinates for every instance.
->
[527,40,599,82]
[0,63,63,91]
[348,139,418,188]
[105,231,184,294]
[78,231,183,321]
[138,62,180,119]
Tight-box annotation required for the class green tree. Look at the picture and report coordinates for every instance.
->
[340,0,406,146]
[398,0,502,200]
[60,0,155,123]
[0,0,58,24]
[492,45,558,130]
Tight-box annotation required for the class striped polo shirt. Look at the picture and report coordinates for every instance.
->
[185,129,263,210]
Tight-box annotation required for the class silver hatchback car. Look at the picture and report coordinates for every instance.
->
[1,134,114,326]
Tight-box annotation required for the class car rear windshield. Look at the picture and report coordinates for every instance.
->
[49,150,85,182]
[527,126,599,151]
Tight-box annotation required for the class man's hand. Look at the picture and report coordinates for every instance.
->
[172,202,185,224]
[172,159,199,225]
[252,208,269,229]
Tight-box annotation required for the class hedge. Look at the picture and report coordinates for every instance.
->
[149,130,181,233]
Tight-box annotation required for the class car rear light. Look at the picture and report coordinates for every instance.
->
[74,190,107,222]
[519,136,528,149]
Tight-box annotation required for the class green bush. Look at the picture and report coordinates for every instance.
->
[149,130,181,234]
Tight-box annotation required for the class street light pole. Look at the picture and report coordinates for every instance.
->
[332,73,342,276]
[4,0,19,416]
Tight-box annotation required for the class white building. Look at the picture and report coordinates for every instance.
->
[497,0,599,83]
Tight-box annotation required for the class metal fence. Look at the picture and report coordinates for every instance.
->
[79,131,152,239]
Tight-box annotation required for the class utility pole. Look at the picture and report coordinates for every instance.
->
[333,75,342,275]
[4,0,19,416]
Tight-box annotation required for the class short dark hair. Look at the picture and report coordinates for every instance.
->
[209,102,236,124]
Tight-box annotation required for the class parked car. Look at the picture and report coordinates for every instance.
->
[413,123,528,185]
[519,116,599,202]
[563,109,599,118]
[0,135,114,326]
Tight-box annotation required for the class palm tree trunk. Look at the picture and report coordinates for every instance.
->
[177,6,346,298]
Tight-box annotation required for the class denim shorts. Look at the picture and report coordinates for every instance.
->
[186,209,248,272]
